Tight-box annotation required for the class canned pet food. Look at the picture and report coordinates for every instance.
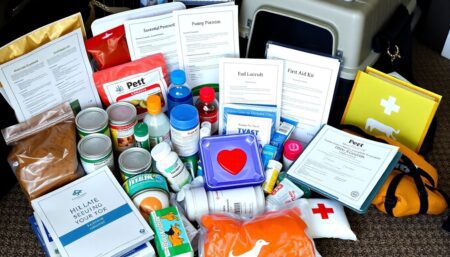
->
[75,107,110,138]
[123,173,170,220]
[106,102,137,152]
[118,147,152,181]
[78,134,115,174]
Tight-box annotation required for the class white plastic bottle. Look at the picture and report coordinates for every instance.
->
[151,141,192,192]
[143,95,170,148]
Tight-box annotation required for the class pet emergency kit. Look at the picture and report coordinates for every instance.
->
[199,134,265,190]
[151,141,193,192]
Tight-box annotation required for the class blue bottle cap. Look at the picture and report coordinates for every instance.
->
[170,69,186,85]
[170,104,199,131]
[168,86,193,103]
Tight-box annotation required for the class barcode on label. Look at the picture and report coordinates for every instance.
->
[277,123,294,135]
[234,203,241,215]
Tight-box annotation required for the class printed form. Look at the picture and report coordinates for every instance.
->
[173,5,239,88]
[266,43,340,146]
[0,29,101,122]
[124,13,179,72]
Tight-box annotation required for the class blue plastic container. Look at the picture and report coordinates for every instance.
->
[170,104,200,157]
[167,70,193,114]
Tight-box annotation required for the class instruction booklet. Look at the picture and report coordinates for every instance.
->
[287,125,401,213]
[31,166,153,257]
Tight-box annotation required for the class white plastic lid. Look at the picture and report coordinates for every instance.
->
[267,160,283,171]
[184,186,209,222]
[151,141,171,162]
[200,127,211,139]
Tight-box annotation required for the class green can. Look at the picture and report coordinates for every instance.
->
[123,173,170,220]
[118,147,152,181]
[75,107,111,138]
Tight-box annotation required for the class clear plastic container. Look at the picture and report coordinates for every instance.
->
[195,87,218,134]
[143,95,170,148]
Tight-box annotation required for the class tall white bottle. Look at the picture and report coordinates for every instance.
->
[143,95,170,148]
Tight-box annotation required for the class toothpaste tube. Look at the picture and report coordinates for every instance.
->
[261,144,277,169]
[270,121,297,160]
[266,177,304,210]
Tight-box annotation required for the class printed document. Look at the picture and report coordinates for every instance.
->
[0,29,101,122]
[124,13,179,72]
[266,43,340,146]
[173,5,239,89]
[287,125,400,213]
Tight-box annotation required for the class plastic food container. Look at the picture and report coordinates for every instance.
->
[199,134,265,190]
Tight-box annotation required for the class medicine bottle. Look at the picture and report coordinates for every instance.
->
[143,95,170,148]
[282,139,303,171]
[170,104,200,157]
[195,87,218,134]
[151,141,192,192]
[167,69,193,115]
[134,122,150,151]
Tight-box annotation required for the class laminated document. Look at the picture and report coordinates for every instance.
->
[31,167,153,257]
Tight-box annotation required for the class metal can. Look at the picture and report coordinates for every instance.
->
[119,147,152,181]
[106,102,137,152]
[78,134,115,174]
[75,107,110,138]
[123,173,170,220]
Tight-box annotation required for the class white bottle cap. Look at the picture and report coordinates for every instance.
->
[201,121,212,129]
[184,186,209,222]
[267,160,283,171]
[200,126,211,139]
[151,141,171,162]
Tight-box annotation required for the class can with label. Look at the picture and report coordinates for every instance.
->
[106,102,137,152]
[78,134,115,174]
[75,107,110,138]
[123,173,170,220]
[118,147,152,181]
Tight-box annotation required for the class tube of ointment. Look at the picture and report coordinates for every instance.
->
[261,144,277,169]
[266,177,304,210]
[270,121,297,160]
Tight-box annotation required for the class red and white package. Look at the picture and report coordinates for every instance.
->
[93,53,169,119]
[85,25,131,70]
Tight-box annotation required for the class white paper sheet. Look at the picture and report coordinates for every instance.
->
[125,13,179,72]
[266,43,340,146]
[173,5,239,89]
[0,29,101,122]
[219,58,283,131]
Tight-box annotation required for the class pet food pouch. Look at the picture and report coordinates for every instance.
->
[85,25,131,70]
[2,102,84,201]
[94,53,169,119]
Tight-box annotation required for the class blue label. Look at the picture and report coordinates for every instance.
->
[59,204,132,246]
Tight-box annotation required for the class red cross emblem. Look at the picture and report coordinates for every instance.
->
[312,203,334,219]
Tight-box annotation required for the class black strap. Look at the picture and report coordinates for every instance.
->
[385,173,405,216]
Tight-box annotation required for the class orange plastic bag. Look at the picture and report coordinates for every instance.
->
[200,208,317,257]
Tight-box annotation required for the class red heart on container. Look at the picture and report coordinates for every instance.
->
[217,148,247,175]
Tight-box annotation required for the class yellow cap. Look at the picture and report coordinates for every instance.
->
[147,95,162,115]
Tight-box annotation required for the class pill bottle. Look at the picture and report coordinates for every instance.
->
[282,139,303,171]
[170,104,200,157]
[195,87,218,134]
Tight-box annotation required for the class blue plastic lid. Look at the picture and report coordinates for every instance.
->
[170,104,199,130]
[168,86,192,102]
[170,69,186,85]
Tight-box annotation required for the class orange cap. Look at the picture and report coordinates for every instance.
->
[147,95,162,115]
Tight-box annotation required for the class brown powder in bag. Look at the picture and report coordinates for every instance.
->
[2,103,83,201]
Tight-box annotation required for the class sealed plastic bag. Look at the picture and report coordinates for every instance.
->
[2,102,83,201]
[85,25,131,70]
[199,208,320,257]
